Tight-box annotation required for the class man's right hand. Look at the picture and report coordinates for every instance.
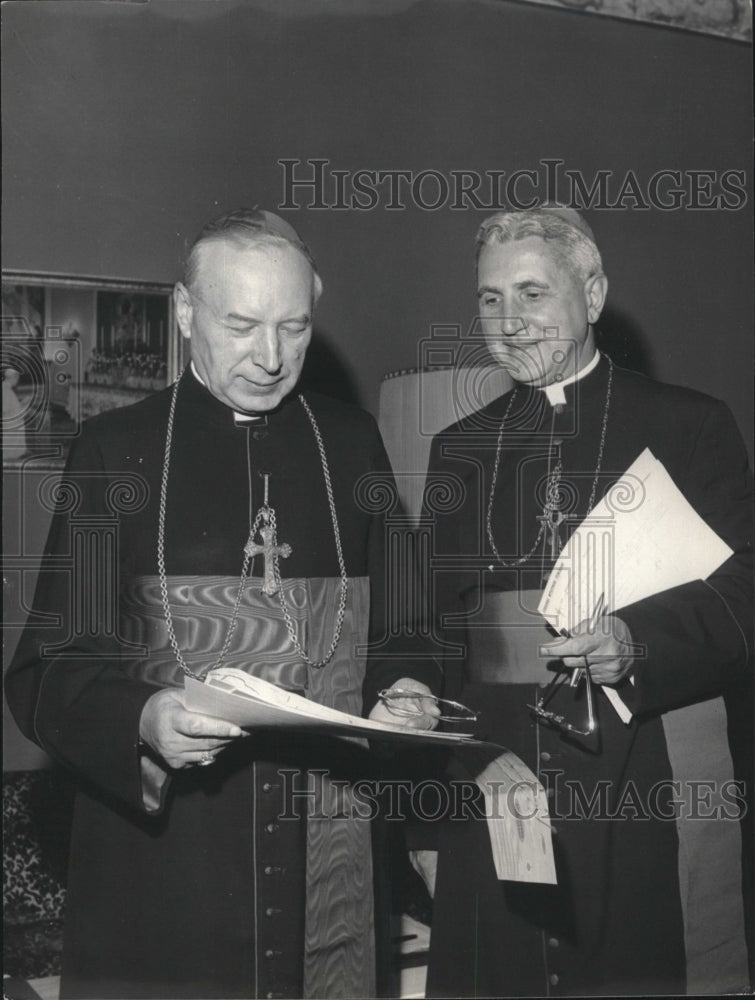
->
[139,688,246,769]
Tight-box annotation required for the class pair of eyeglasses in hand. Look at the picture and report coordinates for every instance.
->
[527,661,596,737]
[377,688,479,724]
[529,593,605,738]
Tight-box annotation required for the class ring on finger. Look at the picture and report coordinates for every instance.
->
[198,750,214,767]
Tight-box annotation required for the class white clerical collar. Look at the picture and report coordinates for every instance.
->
[540,350,600,407]
[190,361,263,423]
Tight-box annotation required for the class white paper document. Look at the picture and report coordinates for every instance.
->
[538,448,733,721]
[185,669,477,746]
[185,669,557,883]
[453,745,557,884]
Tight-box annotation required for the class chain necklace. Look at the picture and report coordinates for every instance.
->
[157,376,348,679]
[486,356,613,568]
[276,395,348,667]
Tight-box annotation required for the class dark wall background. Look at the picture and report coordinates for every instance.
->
[2,0,752,449]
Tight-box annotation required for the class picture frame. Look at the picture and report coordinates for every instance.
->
[1,271,183,464]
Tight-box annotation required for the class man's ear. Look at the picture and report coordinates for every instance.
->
[312,272,323,308]
[174,282,193,341]
[584,273,608,325]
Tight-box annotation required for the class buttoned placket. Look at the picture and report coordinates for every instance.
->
[536,695,567,996]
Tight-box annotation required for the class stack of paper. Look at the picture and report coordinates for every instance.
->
[185,668,557,884]
[538,448,733,721]
[185,668,476,746]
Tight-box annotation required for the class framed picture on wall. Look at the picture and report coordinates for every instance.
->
[1,271,184,464]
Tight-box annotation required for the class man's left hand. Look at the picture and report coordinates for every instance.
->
[368,677,441,730]
[541,615,635,685]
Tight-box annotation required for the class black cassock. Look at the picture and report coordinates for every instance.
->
[7,370,436,999]
[423,356,752,998]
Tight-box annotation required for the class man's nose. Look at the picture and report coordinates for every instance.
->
[253,328,282,373]
[499,314,527,337]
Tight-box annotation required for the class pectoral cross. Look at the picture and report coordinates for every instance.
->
[244,474,292,596]
[538,448,565,559]
[538,507,565,559]
[245,523,292,596]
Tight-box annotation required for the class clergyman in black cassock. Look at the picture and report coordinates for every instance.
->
[6,209,440,999]
[422,208,752,998]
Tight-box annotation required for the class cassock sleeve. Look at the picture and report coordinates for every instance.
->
[617,399,753,715]
[361,418,443,714]
[4,423,164,814]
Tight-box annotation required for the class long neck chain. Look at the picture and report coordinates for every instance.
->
[277,395,348,667]
[486,355,613,569]
[157,377,348,679]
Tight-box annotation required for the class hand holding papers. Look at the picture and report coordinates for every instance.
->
[185,667,474,746]
[185,667,557,884]
[538,448,734,721]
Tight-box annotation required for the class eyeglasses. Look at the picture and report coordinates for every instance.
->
[527,660,596,737]
[377,689,479,724]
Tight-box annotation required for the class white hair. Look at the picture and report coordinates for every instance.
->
[476,210,604,283]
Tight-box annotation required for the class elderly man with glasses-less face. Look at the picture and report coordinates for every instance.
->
[420,207,752,999]
[6,208,440,1000]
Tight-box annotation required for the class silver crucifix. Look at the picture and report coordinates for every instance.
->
[538,507,566,558]
[245,474,292,596]
[245,522,292,596]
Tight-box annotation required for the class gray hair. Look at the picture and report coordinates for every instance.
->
[183,207,322,301]
[476,209,604,283]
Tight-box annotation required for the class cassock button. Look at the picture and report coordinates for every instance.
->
[262,782,273,792]
[265,949,275,959]
[265,907,280,918]
[540,751,552,762]
[549,973,560,986]
[265,822,278,834]
[548,937,560,948]
[552,438,563,447]
[253,429,268,441]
